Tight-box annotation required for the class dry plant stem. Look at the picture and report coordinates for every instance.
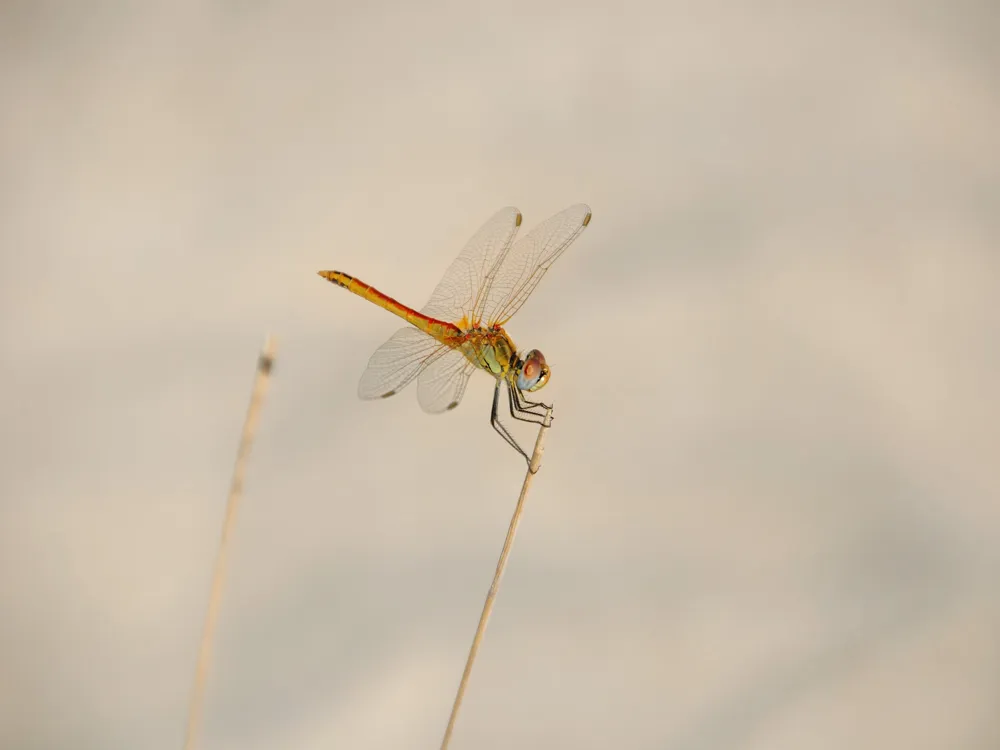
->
[183,335,276,750]
[440,407,553,750]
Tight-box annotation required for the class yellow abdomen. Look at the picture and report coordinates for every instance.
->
[318,270,460,339]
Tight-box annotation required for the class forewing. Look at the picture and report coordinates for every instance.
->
[417,346,477,414]
[481,204,591,326]
[420,207,522,326]
[357,327,451,400]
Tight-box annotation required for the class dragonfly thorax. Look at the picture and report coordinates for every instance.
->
[461,329,550,393]
[459,327,517,378]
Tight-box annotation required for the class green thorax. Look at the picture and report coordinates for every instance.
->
[458,327,518,378]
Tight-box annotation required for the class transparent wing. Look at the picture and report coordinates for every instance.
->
[357,327,452,400]
[417,346,477,413]
[420,207,522,327]
[481,203,592,326]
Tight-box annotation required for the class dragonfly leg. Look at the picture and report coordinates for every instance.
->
[510,383,554,423]
[491,379,531,465]
[514,385,553,414]
[508,382,549,426]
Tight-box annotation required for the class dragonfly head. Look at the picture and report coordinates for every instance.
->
[516,349,550,392]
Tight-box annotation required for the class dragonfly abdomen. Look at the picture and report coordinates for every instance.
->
[318,270,459,339]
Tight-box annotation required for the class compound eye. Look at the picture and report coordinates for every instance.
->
[516,349,550,391]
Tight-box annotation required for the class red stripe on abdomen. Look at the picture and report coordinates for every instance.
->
[318,270,460,338]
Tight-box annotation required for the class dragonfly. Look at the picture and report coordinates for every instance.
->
[319,203,592,466]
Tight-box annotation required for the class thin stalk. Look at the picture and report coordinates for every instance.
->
[440,407,553,750]
[182,335,276,750]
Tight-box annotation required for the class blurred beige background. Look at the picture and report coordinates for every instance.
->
[2,1,999,748]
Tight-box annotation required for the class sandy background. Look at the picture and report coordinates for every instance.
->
[2,1,999,748]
